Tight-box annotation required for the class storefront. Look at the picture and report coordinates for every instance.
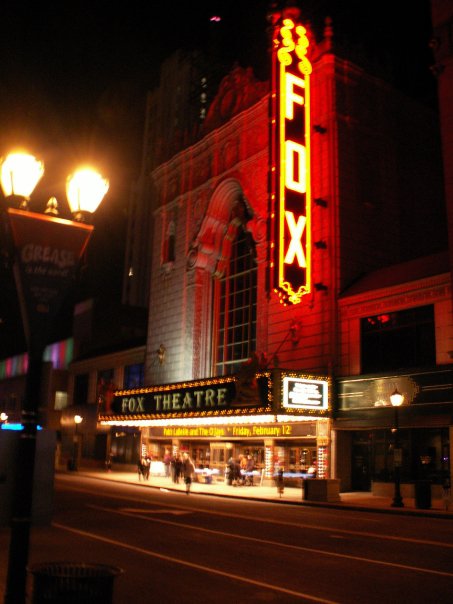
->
[98,369,332,484]
[335,369,453,494]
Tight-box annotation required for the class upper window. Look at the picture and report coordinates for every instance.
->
[124,363,144,389]
[214,225,257,376]
[73,373,89,406]
[361,305,435,373]
[162,219,176,265]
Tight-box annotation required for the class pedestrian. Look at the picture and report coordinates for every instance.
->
[164,449,171,477]
[105,452,112,472]
[174,453,182,483]
[276,467,284,497]
[234,457,242,486]
[137,458,144,481]
[142,455,151,480]
[226,457,234,485]
[182,452,195,494]
[245,454,255,486]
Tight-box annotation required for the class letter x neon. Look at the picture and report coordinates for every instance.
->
[284,211,306,266]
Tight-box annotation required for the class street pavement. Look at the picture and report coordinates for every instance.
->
[1,469,451,601]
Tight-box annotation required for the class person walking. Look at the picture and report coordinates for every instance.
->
[182,452,195,494]
[137,458,144,481]
[276,467,284,497]
[174,453,183,483]
[245,454,255,486]
[142,455,151,480]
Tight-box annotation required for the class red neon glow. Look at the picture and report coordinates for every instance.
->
[271,16,312,305]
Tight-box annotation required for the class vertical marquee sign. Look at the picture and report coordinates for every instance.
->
[270,13,312,305]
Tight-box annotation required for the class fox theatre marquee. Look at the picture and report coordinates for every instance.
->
[99,371,332,480]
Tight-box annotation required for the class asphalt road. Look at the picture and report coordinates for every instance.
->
[2,474,453,603]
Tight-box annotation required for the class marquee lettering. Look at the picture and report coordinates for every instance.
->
[108,376,270,418]
[121,396,145,413]
[155,387,228,412]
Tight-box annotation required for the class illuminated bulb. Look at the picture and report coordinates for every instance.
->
[0,151,44,207]
[66,167,109,221]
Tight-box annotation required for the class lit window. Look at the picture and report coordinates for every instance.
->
[54,391,68,410]
[214,223,257,376]
[124,364,144,389]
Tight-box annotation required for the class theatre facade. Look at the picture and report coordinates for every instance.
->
[99,370,332,481]
[94,7,451,494]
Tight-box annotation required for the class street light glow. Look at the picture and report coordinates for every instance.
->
[390,388,404,407]
[66,168,109,220]
[0,152,44,203]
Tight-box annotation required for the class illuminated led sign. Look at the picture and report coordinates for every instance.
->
[147,422,316,439]
[282,377,328,411]
[270,15,312,304]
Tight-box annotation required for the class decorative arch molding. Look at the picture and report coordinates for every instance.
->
[187,178,265,275]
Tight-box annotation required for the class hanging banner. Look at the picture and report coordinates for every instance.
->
[270,12,312,305]
[7,208,93,355]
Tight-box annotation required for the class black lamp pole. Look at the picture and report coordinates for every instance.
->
[390,388,404,508]
[1,152,108,604]
[4,351,43,603]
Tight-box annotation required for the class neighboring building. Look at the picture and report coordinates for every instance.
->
[0,339,73,434]
[64,341,145,468]
[123,49,228,309]
[99,4,452,498]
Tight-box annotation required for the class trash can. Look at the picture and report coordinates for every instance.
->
[415,480,431,509]
[29,562,123,604]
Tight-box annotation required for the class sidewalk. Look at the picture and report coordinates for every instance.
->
[75,469,453,518]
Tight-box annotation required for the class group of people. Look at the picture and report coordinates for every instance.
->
[227,454,255,486]
[139,451,196,493]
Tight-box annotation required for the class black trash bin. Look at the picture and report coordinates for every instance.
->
[415,480,431,509]
[29,562,123,604]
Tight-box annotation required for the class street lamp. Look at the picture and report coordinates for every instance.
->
[71,414,84,471]
[1,149,108,604]
[390,387,404,508]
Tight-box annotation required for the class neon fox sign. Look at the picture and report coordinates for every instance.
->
[270,14,312,304]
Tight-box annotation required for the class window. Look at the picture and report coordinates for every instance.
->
[73,374,89,405]
[214,225,257,375]
[361,305,435,373]
[54,391,68,410]
[162,219,176,265]
[97,368,115,413]
[124,363,144,389]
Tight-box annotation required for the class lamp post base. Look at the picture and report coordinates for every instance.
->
[391,496,404,508]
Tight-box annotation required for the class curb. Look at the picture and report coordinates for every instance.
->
[73,471,453,520]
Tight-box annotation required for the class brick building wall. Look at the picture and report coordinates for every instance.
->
[144,36,445,386]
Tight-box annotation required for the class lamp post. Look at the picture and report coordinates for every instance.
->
[390,387,404,508]
[71,414,84,471]
[1,149,108,604]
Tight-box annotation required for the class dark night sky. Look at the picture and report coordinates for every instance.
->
[0,1,438,357]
